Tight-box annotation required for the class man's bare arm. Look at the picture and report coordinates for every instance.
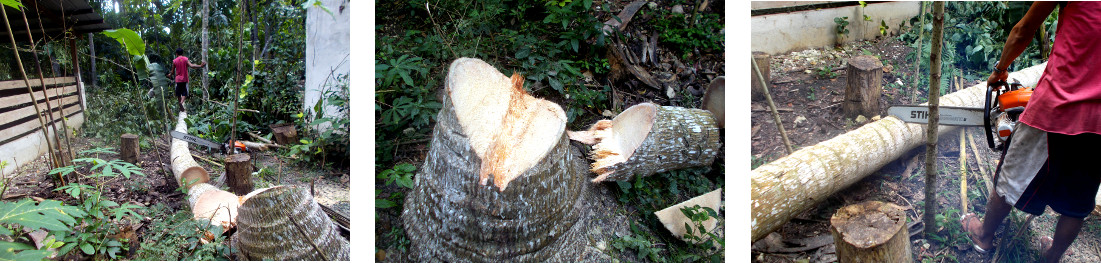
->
[189,61,207,68]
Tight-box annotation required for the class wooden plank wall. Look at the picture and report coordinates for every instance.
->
[0,76,83,148]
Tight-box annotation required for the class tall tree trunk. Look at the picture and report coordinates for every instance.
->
[201,0,210,99]
[250,0,259,70]
[88,33,96,89]
[750,63,1049,242]
[923,1,945,240]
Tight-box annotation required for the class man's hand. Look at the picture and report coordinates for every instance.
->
[987,69,1009,88]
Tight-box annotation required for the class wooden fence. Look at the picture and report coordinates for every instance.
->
[0,76,84,175]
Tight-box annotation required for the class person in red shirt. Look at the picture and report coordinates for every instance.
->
[962,2,1101,262]
[173,48,207,112]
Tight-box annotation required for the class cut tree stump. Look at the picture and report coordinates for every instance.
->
[270,123,298,145]
[120,134,139,164]
[830,201,912,263]
[402,58,591,261]
[225,153,253,195]
[751,52,769,101]
[233,185,349,260]
[571,102,721,182]
[843,55,884,118]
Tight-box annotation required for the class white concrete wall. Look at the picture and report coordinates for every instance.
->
[304,0,350,131]
[0,113,84,176]
[751,2,921,55]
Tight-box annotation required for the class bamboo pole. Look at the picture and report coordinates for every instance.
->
[750,63,1048,242]
[752,57,793,154]
[959,129,968,213]
[19,8,70,165]
[922,1,945,240]
[1,6,57,169]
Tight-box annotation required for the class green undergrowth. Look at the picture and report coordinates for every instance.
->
[131,203,233,261]
[610,167,724,262]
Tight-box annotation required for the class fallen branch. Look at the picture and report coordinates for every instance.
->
[753,57,793,154]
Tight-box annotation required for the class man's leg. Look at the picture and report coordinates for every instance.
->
[1044,215,1083,263]
[974,194,1013,250]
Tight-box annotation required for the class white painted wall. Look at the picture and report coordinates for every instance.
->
[0,113,84,176]
[751,2,921,55]
[304,0,350,131]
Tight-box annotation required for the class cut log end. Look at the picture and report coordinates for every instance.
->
[447,58,566,191]
[590,103,657,180]
[179,166,210,189]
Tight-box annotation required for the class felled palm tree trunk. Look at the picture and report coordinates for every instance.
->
[575,102,721,182]
[232,186,349,260]
[401,58,592,261]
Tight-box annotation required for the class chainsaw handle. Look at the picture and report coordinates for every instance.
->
[984,81,1006,149]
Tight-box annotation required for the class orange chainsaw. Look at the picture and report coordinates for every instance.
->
[887,80,1032,151]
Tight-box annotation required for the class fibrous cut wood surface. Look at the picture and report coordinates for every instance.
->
[750,63,1048,242]
[402,58,593,262]
[233,185,349,260]
[587,103,721,182]
[830,201,912,262]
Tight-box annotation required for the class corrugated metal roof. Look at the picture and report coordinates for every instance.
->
[0,0,109,42]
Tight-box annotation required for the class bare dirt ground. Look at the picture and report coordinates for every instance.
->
[1,134,349,260]
[750,37,1101,262]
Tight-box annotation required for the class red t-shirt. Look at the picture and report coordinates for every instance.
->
[1020,2,1101,135]
[173,56,189,83]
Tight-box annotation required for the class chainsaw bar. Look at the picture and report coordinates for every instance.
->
[170,130,223,150]
[887,105,987,126]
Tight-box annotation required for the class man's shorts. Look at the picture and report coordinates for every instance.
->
[175,82,188,98]
[996,122,1101,219]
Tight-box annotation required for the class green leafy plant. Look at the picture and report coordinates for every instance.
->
[835,16,851,36]
[47,149,146,259]
[132,204,233,260]
[816,65,838,79]
[610,224,664,262]
[879,20,891,36]
[0,199,86,260]
[679,205,724,262]
[376,163,416,209]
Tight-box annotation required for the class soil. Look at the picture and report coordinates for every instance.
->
[750,38,1101,262]
[1,134,349,260]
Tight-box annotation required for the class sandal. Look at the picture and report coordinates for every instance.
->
[1039,236,1075,257]
[960,213,993,254]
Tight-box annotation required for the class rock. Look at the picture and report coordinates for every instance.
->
[647,2,658,10]
[666,87,676,99]
[672,5,684,14]
[794,116,807,125]
[602,110,614,117]
[872,115,881,121]
[596,240,606,250]
[855,115,868,123]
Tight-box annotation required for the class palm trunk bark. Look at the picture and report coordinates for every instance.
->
[201,0,210,99]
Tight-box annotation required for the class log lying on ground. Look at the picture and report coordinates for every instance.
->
[233,185,349,260]
[170,112,210,189]
[171,112,240,231]
[402,57,591,261]
[750,63,1048,242]
[570,102,721,182]
[655,188,723,243]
